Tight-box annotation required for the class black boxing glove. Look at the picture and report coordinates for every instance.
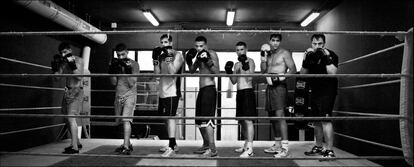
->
[316,48,333,66]
[152,47,163,65]
[197,49,214,67]
[185,48,197,67]
[108,58,123,74]
[225,61,234,74]
[302,50,319,69]
[63,53,77,71]
[119,58,132,74]
[238,54,249,71]
[162,46,174,63]
[51,54,63,73]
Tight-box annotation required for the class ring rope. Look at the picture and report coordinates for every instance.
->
[0,151,405,160]
[0,73,411,78]
[0,30,408,36]
[0,81,398,92]
[0,106,61,111]
[335,132,403,152]
[0,57,51,69]
[0,83,64,91]
[90,89,294,93]
[91,121,285,126]
[0,123,65,136]
[339,80,401,89]
[91,105,266,110]
[339,43,405,66]
[0,113,406,121]
[0,105,403,119]
[334,110,405,118]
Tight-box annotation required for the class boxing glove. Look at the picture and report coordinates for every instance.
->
[225,61,234,74]
[238,54,249,71]
[185,48,197,67]
[197,49,214,67]
[51,54,63,73]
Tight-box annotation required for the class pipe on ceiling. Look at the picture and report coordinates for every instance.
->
[15,0,107,44]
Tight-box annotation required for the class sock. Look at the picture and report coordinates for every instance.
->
[274,137,282,147]
[246,142,253,152]
[169,138,176,148]
[281,140,289,151]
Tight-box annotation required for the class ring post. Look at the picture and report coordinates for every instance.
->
[400,28,413,166]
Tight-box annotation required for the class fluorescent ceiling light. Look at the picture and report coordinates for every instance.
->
[300,12,320,27]
[143,10,159,26]
[226,10,235,26]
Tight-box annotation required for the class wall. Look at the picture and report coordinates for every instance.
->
[315,0,412,166]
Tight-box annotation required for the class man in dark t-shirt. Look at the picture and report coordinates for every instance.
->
[300,34,339,159]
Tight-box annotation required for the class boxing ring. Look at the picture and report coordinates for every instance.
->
[0,29,412,166]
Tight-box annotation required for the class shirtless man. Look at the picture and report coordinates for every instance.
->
[226,41,257,158]
[260,34,297,158]
[186,36,220,157]
[152,34,184,157]
[108,43,140,155]
[51,42,84,154]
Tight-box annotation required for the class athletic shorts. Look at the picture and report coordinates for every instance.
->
[195,85,217,127]
[310,93,336,117]
[158,96,179,116]
[62,87,84,125]
[265,82,287,116]
[236,88,257,117]
[114,91,137,123]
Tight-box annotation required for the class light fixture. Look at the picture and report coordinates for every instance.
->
[300,12,320,27]
[143,10,159,26]
[226,10,236,26]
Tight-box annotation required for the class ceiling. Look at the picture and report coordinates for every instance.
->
[53,0,342,30]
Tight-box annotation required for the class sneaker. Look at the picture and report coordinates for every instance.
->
[321,150,335,159]
[115,144,133,153]
[239,148,254,158]
[119,146,133,155]
[264,144,282,154]
[273,148,289,158]
[319,150,336,161]
[201,149,218,157]
[161,147,176,157]
[159,145,179,152]
[64,144,83,151]
[193,146,209,154]
[234,146,245,153]
[304,145,324,156]
[62,147,79,154]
